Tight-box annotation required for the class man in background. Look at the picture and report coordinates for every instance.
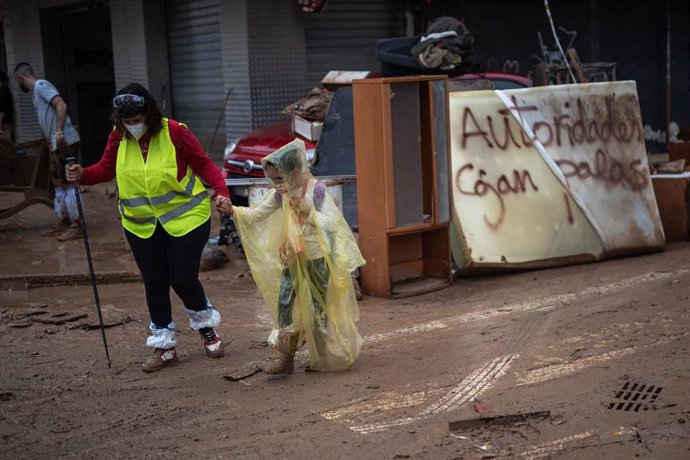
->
[14,62,82,241]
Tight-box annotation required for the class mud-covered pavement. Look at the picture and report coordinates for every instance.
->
[1,185,689,459]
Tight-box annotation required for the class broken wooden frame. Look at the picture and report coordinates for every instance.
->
[0,139,52,220]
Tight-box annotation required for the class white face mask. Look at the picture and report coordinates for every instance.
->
[125,123,147,140]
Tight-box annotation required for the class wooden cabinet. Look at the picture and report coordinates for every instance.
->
[353,75,452,298]
[652,175,690,241]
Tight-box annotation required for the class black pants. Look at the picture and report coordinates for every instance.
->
[125,219,210,328]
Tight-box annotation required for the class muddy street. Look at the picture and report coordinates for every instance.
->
[1,186,689,459]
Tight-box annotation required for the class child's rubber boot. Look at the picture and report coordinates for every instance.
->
[262,334,299,374]
[262,351,295,374]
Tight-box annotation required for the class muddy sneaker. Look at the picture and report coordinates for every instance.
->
[141,347,178,373]
[56,223,82,241]
[41,219,70,237]
[199,327,224,358]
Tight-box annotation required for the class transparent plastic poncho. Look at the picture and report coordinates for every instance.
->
[233,139,365,371]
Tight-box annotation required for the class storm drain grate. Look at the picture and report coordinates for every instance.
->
[607,382,662,411]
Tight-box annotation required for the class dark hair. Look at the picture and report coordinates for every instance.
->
[111,83,163,138]
[13,62,35,77]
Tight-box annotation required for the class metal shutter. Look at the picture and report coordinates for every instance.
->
[166,0,224,158]
[303,0,402,87]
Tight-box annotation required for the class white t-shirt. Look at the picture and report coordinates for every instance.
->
[32,79,80,151]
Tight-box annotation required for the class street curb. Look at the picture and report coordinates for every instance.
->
[0,271,141,288]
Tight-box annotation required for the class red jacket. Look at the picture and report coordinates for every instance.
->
[80,119,230,199]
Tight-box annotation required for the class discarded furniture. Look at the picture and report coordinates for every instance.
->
[353,75,452,298]
[669,142,690,164]
[651,172,690,241]
[0,140,52,220]
[532,61,617,86]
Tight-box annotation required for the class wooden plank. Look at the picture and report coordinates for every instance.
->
[423,258,450,279]
[354,80,391,297]
[354,75,447,85]
[387,221,447,236]
[390,260,424,283]
[422,226,450,260]
[651,177,690,241]
[567,47,588,83]
[382,83,397,230]
[390,276,450,298]
[389,233,422,265]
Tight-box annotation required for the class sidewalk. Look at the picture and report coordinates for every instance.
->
[0,183,237,282]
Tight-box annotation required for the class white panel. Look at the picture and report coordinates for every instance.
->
[449,82,664,271]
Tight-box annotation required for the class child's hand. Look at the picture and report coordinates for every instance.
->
[214,196,233,215]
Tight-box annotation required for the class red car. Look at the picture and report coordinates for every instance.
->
[222,121,317,179]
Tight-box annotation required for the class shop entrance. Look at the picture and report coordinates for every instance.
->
[40,1,115,166]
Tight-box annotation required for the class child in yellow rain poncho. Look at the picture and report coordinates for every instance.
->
[220,139,364,373]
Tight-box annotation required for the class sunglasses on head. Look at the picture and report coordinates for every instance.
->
[113,94,145,117]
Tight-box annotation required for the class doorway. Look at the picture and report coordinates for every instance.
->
[40,1,115,166]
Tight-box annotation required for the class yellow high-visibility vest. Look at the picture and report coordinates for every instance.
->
[116,118,210,238]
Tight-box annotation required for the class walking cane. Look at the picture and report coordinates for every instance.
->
[66,156,112,368]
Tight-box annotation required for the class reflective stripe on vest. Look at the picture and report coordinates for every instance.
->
[116,118,210,238]
[118,188,209,225]
[119,172,199,208]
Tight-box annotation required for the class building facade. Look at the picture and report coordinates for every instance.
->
[1,0,687,163]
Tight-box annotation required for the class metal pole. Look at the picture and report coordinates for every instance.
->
[66,157,111,368]
[544,0,577,83]
[207,88,233,154]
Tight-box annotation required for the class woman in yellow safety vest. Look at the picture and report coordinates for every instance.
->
[66,83,232,372]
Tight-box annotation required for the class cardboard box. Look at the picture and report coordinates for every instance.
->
[292,115,323,142]
[321,70,370,91]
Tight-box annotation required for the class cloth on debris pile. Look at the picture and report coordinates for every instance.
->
[411,16,474,70]
[281,88,333,122]
[233,139,364,371]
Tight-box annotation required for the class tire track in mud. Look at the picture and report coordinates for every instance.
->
[515,331,688,386]
[364,270,686,347]
[346,298,547,434]
[348,353,521,434]
[319,270,686,434]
